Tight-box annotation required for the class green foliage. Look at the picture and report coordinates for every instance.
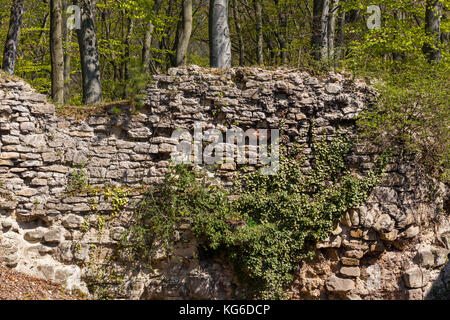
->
[66,167,89,194]
[339,0,450,181]
[104,187,130,217]
[124,59,151,109]
[120,135,390,299]
[357,61,449,181]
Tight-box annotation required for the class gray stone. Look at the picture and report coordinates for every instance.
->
[316,236,342,249]
[22,134,46,148]
[19,122,36,132]
[43,227,64,244]
[0,201,18,210]
[128,127,152,139]
[110,227,126,241]
[406,288,423,300]
[373,214,395,233]
[38,264,55,280]
[433,249,449,267]
[325,83,342,94]
[1,135,20,144]
[418,249,435,268]
[30,103,55,114]
[404,226,420,239]
[158,143,176,154]
[340,266,361,277]
[62,214,85,229]
[59,241,74,262]
[24,228,47,242]
[380,229,398,242]
[348,208,360,226]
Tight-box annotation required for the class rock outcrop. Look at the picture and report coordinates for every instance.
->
[0,66,448,299]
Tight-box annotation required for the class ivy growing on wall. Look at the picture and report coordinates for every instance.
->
[119,134,391,299]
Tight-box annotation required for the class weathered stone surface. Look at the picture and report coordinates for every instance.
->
[128,127,152,139]
[0,201,17,210]
[22,134,46,148]
[317,236,342,249]
[373,214,395,233]
[43,228,64,244]
[110,227,125,241]
[404,226,420,239]
[62,214,84,229]
[326,275,355,292]
[404,267,429,288]
[340,266,361,277]
[24,228,47,242]
[325,83,342,94]
[344,250,364,259]
[341,257,360,266]
[380,229,399,242]
[418,249,435,268]
[406,288,423,300]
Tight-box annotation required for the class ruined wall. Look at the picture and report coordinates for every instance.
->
[0,66,448,300]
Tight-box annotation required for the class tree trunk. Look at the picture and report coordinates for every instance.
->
[336,2,346,61]
[423,0,442,63]
[142,23,155,72]
[50,0,65,104]
[311,0,330,61]
[441,13,449,44]
[274,0,288,65]
[62,0,71,103]
[2,0,25,75]
[142,0,161,73]
[76,0,102,105]
[209,0,232,69]
[124,17,135,82]
[328,0,339,60]
[255,0,263,65]
[173,0,193,67]
[231,0,245,66]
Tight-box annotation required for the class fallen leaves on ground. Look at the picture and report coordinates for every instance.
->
[0,263,84,300]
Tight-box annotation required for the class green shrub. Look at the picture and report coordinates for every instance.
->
[356,61,449,181]
[66,168,89,194]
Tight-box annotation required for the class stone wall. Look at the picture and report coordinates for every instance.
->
[0,66,448,299]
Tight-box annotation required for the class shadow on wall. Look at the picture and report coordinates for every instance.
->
[426,260,450,300]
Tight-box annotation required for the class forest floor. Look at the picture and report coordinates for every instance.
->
[0,263,83,300]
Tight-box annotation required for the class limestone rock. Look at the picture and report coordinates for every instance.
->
[380,229,398,242]
[24,228,47,242]
[373,214,395,233]
[128,127,152,139]
[403,226,420,239]
[62,214,84,229]
[325,83,342,94]
[43,227,64,244]
[404,267,429,289]
[341,257,360,266]
[418,249,435,268]
[316,236,342,249]
[340,266,361,277]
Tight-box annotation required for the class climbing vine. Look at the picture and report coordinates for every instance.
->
[119,134,391,299]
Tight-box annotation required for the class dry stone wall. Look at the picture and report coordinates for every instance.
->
[0,66,448,300]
